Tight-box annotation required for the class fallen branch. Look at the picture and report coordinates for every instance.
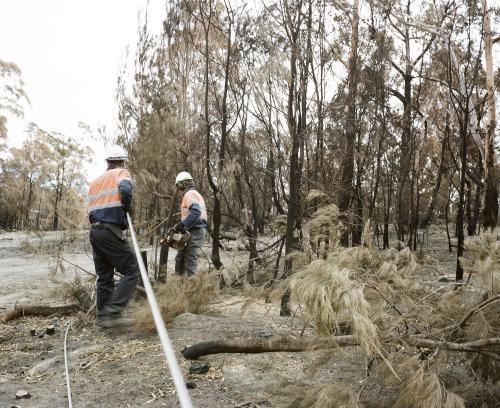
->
[401,337,500,359]
[181,335,500,360]
[61,256,147,296]
[181,335,358,359]
[417,295,500,338]
[454,295,500,330]
[0,303,81,322]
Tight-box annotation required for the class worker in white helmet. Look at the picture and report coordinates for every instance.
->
[173,171,207,277]
[87,145,139,328]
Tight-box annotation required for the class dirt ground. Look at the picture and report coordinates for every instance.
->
[0,228,459,407]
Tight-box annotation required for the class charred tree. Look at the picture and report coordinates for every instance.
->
[338,0,359,247]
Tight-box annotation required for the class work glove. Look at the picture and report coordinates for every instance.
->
[173,222,185,233]
[159,228,174,246]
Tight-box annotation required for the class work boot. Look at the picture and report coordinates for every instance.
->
[96,315,134,329]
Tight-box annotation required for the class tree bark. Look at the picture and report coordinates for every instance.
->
[280,0,304,316]
[481,0,498,228]
[456,114,468,281]
[181,335,500,360]
[210,14,233,270]
[158,191,178,283]
[420,111,449,228]
[339,0,359,247]
[200,1,223,270]
[181,335,358,359]
[1,304,80,322]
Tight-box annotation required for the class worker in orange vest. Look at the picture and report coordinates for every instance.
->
[173,172,207,277]
[87,145,139,328]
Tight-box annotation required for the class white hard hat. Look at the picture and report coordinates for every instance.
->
[105,145,128,161]
[175,171,193,185]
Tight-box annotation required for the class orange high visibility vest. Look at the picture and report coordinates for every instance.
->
[180,190,207,222]
[87,168,131,213]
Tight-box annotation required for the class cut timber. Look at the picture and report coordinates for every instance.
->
[0,303,80,322]
[181,335,358,360]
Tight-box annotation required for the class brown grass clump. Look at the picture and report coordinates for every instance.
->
[274,260,383,358]
[306,189,328,202]
[461,228,500,292]
[274,214,288,234]
[376,261,408,289]
[382,246,419,275]
[330,246,380,272]
[393,363,465,408]
[61,274,94,311]
[273,383,363,408]
[465,301,500,340]
[134,271,215,330]
[285,250,310,268]
[307,203,342,256]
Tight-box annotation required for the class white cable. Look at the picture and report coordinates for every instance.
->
[126,213,193,408]
[63,321,74,408]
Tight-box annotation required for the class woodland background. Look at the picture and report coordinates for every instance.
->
[2,0,498,281]
[1,1,500,407]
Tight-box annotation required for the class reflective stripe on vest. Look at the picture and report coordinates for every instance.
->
[180,190,207,221]
[87,168,131,213]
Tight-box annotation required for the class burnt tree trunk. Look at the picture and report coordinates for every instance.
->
[456,116,468,281]
[421,111,449,228]
[338,0,359,247]
[158,191,178,283]
[481,0,498,229]
[280,0,305,316]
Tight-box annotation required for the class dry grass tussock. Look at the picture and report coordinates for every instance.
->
[393,363,465,408]
[267,227,500,406]
[326,244,418,278]
[48,271,94,311]
[306,189,329,202]
[273,260,383,358]
[272,383,362,408]
[134,271,215,330]
[61,274,94,311]
[460,228,500,344]
[460,227,500,292]
[307,204,343,255]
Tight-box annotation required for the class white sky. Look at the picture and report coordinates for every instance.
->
[0,0,165,179]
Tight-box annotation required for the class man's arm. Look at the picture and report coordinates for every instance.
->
[118,171,133,213]
[178,203,201,231]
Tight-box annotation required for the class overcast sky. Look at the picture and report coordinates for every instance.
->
[0,0,164,178]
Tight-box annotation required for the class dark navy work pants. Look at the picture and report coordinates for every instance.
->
[175,227,206,277]
[89,227,139,317]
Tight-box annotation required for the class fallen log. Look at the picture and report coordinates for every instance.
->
[0,303,80,322]
[181,335,358,359]
[181,335,500,361]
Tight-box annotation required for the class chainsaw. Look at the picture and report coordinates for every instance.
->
[160,228,191,251]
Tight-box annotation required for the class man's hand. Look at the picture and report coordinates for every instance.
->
[173,222,185,233]
[122,203,133,214]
